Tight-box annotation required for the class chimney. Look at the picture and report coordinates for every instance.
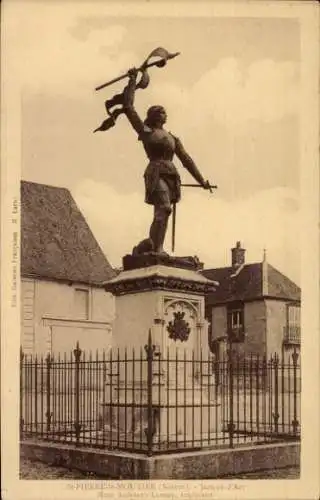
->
[231,241,246,269]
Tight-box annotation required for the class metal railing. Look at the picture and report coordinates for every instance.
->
[20,333,300,456]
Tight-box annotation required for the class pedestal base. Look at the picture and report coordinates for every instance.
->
[122,253,204,272]
[102,260,220,451]
[104,264,217,355]
[100,386,221,449]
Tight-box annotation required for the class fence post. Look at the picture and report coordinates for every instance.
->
[214,354,219,399]
[73,342,82,446]
[145,330,155,456]
[292,347,299,436]
[227,337,234,448]
[45,353,52,435]
[34,355,38,432]
[272,353,279,434]
[20,347,24,438]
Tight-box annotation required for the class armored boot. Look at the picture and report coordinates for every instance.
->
[149,206,171,254]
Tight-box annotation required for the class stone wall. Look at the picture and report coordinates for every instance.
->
[21,440,300,479]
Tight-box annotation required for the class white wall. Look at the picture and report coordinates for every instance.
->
[265,299,301,361]
[21,278,115,356]
[44,318,112,357]
[21,279,36,355]
[211,305,227,340]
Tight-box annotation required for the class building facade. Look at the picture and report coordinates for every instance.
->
[203,242,301,361]
[21,181,116,356]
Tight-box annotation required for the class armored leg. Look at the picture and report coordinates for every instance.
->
[149,179,172,254]
[149,206,172,254]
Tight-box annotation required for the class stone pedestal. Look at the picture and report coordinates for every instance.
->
[102,256,221,448]
[105,258,217,353]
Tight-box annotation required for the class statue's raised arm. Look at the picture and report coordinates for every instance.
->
[123,69,146,137]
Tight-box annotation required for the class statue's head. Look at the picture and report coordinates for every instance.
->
[145,105,167,128]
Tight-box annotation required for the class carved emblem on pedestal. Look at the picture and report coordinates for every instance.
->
[167,311,191,342]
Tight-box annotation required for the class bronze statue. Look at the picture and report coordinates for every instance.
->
[95,48,215,256]
[123,68,211,255]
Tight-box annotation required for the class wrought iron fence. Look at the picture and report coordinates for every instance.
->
[20,333,300,456]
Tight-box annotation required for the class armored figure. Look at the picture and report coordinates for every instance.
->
[123,68,211,255]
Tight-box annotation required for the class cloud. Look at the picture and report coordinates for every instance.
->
[73,178,151,261]
[70,22,126,47]
[73,179,301,284]
[175,186,301,285]
[11,2,299,125]
[146,58,300,131]
[8,5,134,94]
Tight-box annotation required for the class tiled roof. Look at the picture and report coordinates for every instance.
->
[266,264,301,301]
[203,262,300,305]
[21,181,116,285]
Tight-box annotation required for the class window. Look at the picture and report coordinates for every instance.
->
[227,302,245,342]
[284,303,300,344]
[74,288,89,320]
[288,304,300,327]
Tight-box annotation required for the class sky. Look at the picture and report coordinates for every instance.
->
[11,2,302,283]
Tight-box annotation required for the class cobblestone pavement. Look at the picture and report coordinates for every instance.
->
[226,467,300,479]
[20,457,299,480]
[20,457,103,479]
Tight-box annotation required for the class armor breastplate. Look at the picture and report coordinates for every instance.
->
[142,129,175,161]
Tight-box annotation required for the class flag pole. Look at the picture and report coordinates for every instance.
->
[95,52,180,91]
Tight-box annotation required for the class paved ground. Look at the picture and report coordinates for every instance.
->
[225,467,300,479]
[20,457,299,480]
[20,457,102,479]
